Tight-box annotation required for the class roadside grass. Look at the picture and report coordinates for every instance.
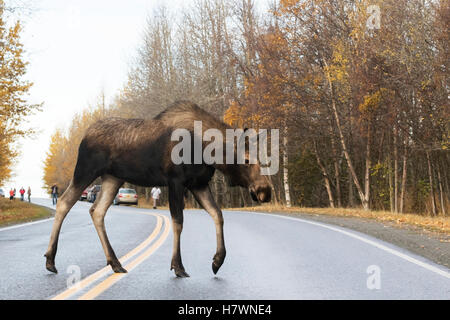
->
[0,198,53,227]
[228,205,450,235]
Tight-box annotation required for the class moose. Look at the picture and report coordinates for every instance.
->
[44,101,271,277]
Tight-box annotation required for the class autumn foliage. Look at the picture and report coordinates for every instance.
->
[0,3,40,186]
[224,0,449,214]
[43,0,449,215]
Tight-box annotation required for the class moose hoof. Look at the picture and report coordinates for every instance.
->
[45,255,58,274]
[175,269,190,278]
[109,261,128,273]
[212,262,221,275]
[212,253,225,275]
[46,263,58,274]
[112,266,128,273]
[171,265,190,278]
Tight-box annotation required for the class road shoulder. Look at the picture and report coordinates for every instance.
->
[242,210,450,269]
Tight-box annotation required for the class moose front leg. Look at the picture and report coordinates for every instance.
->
[191,186,226,275]
[168,181,189,278]
[89,175,126,273]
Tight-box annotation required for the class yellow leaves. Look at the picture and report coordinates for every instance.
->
[223,101,241,127]
[224,101,261,128]
[358,88,393,113]
[262,30,288,49]
[421,80,431,90]
[279,0,302,13]
[229,23,293,128]
[43,128,70,191]
[280,0,299,8]
[0,10,39,185]
[327,41,350,83]
[278,0,309,17]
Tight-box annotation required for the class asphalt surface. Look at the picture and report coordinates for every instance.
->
[0,198,449,300]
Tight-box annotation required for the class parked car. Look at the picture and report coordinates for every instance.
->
[87,185,101,203]
[85,186,94,202]
[0,188,5,198]
[80,188,89,201]
[113,188,138,206]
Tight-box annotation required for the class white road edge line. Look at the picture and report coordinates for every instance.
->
[247,211,450,279]
[0,199,122,232]
[0,217,55,232]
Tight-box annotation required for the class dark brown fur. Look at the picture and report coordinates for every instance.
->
[44,101,271,277]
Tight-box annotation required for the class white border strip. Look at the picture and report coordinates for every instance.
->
[0,217,55,232]
[247,211,450,279]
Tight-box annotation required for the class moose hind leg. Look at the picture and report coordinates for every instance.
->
[169,182,189,278]
[45,180,86,273]
[89,175,126,273]
[191,186,226,275]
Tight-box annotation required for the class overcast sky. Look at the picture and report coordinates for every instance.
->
[4,0,185,197]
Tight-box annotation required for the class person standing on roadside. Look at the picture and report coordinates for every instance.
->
[27,187,31,203]
[51,184,58,205]
[9,188,14,200]
[19,187,25,201]
[151,187,161,209]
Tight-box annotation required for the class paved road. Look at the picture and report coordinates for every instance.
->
[0,198,449,300]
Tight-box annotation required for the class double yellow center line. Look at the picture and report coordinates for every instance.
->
[51,212,171,300]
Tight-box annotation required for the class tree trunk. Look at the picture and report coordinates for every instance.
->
[331,136,342,207]
[222,174,231,208]
[348,169,355,207]
[363,123,372,210]
[323,60,368,210]
[399,141,408,213]
[330,93,367,209]
[314,142,335,208]
[426,150,437,216]
[278,176,282,206]
[437,161,446,216]
[388,153,394,213]
[283,127,291,207]
[441,156,450,199]
[240,187,248,207]
[393,125,399,213]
